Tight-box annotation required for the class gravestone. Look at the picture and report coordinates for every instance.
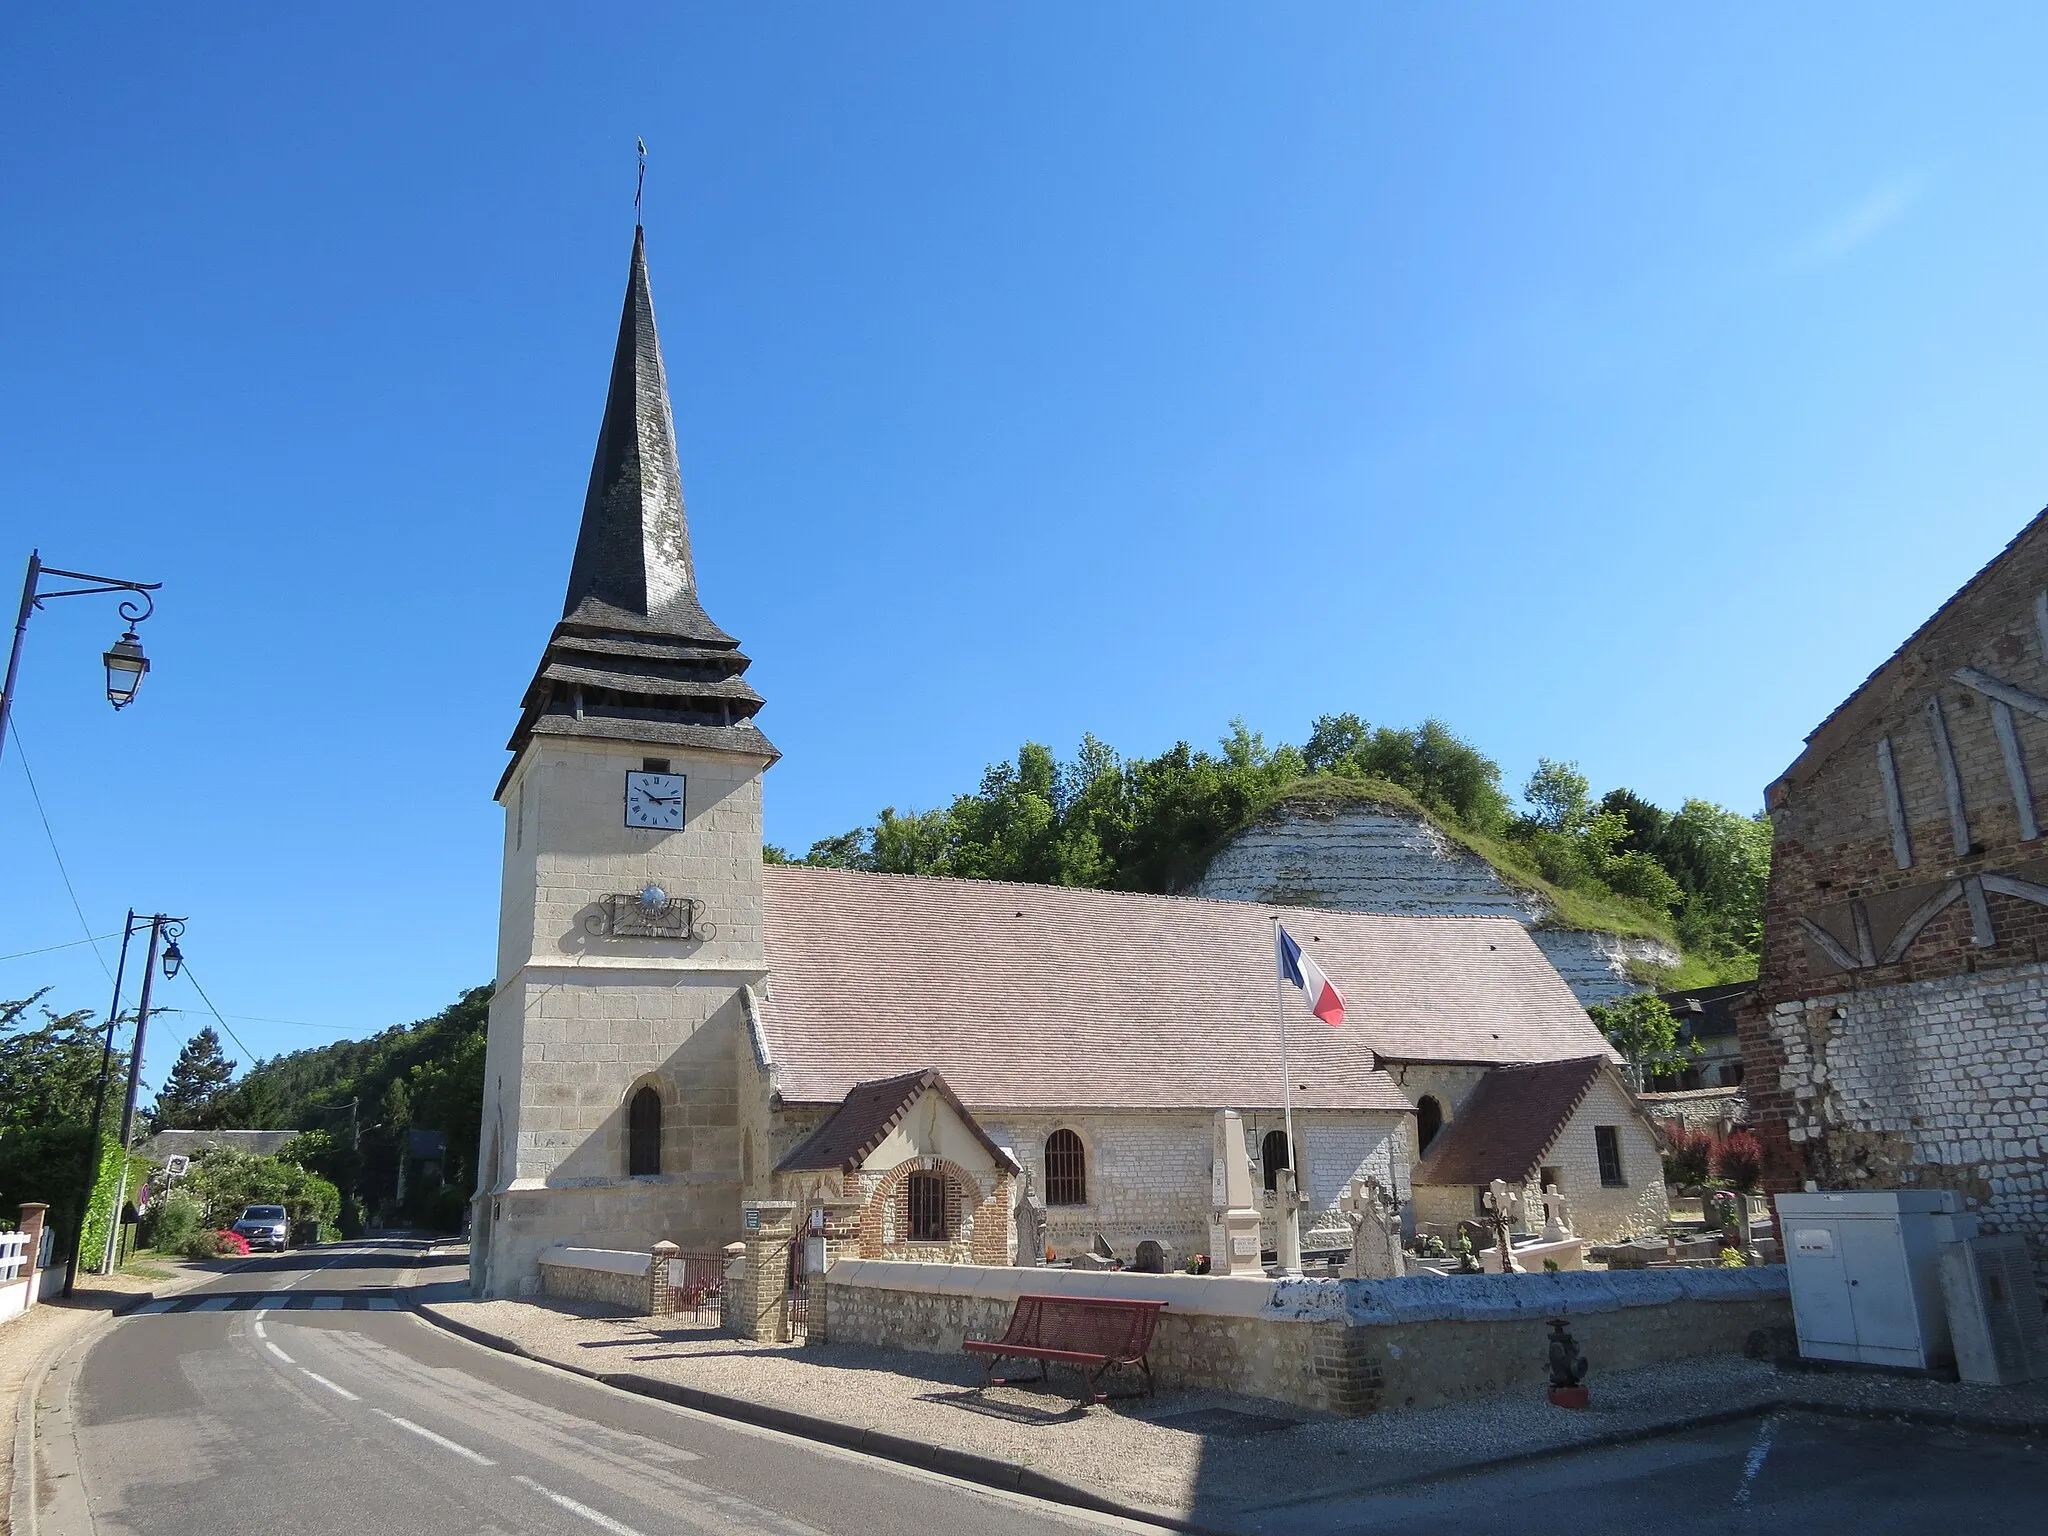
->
[1338,1173,1405,1279]
[1012,1164,1046,1267]
[1539,1184,1573,1243]
[1483,1179,1523,1274]
[1211,1109,1265,1277]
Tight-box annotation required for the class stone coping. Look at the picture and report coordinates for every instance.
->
[826,1258,1788,1324]
[539,1245,650,1277]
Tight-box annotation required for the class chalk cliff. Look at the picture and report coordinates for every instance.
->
[1188,794,1678,1006]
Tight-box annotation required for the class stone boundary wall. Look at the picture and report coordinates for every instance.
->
[822,1259,1789,1416]
[538,1245,653,1314]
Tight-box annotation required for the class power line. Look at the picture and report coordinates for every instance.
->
[0,931,120,965]
[4,717,114,983]
[168,960,260,1067]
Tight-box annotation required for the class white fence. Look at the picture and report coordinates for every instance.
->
[0,1230,29,1283]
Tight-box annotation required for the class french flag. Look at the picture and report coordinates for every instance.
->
[1277,925,1346,1027]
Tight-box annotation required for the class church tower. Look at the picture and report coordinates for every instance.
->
[471,226,776,1297]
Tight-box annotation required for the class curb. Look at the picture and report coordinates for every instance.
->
[405,1300,1214,1534]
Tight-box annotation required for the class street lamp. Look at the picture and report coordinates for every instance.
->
[64,912,186,1288]
[0,549,162,766]
[102,630,150,709]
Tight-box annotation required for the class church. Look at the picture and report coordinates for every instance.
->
[468,227,1663,1298]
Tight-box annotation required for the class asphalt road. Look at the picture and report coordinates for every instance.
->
[56,1240,1146,1536]
[54,1241,2047,1536]
[1250,1406,2046,1534]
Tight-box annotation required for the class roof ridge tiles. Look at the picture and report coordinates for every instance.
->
[762,861,1534,929]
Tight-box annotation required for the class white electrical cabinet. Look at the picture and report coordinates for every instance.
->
[1778,1190,1973,1369]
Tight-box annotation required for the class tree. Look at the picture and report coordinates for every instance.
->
[152,1026,237,1129]
[1523,759,1591,833]
[0,992,116,1239]
[1586,994,1700,1084]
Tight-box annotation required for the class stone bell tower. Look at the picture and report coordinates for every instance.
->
[471,225,776,1297]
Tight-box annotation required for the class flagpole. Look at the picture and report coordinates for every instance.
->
[1272,918,1302,1276]
[1272,919,1296,1172]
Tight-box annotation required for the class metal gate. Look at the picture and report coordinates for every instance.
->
[784,1238,809,1342]
[659,1249,728,1329]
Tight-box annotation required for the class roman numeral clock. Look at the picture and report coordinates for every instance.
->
[624,768,685,829]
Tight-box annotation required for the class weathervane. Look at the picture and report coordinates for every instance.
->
[635,137,647,224]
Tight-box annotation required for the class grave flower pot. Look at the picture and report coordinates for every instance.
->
[1548,1386,1590,1409]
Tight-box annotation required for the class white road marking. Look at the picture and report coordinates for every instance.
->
[299,1369,359,1401]
[252,1319,267,1337]
[134,1300,172,1315]
[194,1296,234,1312]
[513,1476,644,1536]
[369,1297,400,1310]
[377,1410,495,1465]
[1733,1414,1776,1506]
[265,1341,295,1365]
[312,1295,343,1311]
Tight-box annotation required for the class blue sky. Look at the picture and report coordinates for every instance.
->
[5,6,2048,1090]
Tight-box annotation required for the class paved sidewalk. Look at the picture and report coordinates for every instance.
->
[416,1288,2046,1528]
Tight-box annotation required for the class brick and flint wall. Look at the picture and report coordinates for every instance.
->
[1746,513,2048,1282]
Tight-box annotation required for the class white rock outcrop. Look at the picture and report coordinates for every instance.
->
[1189,798,1678,1006]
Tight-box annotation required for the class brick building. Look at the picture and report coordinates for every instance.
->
[468,223,1667,1297]
[1743,509,2048,1282]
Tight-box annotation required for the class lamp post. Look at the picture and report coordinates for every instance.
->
[101,915,183,1275]
[63,913,183,1286]
[0,550,162,766]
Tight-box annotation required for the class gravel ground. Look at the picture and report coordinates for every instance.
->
[426,1294,1906,1521]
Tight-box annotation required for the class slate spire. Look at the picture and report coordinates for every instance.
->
[562,225,727,642]
[502,226,773,784]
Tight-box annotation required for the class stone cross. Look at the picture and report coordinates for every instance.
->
[1337,1173,1404,1279]
[1483,1179,1522,1273]
[1539,1184,1573,1243]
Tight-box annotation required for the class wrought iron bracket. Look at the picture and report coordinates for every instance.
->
[585,893,713,941]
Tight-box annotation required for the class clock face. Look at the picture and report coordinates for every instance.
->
[624,771,686,830]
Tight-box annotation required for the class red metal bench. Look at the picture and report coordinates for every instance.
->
[963,1294,1168,1403]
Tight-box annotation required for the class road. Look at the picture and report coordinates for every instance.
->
[48,1241,2046,1536]
[50,1240,1144,1536]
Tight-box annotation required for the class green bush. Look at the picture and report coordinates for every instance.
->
[143,1188,205,1253]
[180,1228,222,1260]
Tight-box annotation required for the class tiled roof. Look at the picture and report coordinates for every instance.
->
[141,1129,297,1161]
[775,1069,1020,1174]
[1412,1057,1612,1187]
[759,867,1617,1112]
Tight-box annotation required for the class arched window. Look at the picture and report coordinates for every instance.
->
[1261,1130,1292,1192]
[1044,1129,1087,1206]
[1416,1096,1444,1155]
[628,1085,662,1176]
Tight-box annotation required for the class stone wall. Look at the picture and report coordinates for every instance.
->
[1188,795,1677,1004]
[537,1246,653,1313]
[822,1260,1789,1416]
[977,1108,1407,1262]
[1641,1087,1748,1136]
[1746,516,2048,1285]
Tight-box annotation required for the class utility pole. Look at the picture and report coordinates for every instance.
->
[101,914,181,1275]
[63,911,136,1295]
